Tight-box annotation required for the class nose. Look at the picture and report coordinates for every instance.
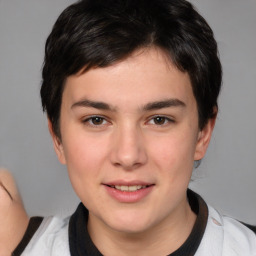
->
[110,125,147,170]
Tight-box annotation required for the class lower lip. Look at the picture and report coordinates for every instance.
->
[104,185,154,203]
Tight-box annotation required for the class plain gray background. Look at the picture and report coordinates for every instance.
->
[0,0,255,224]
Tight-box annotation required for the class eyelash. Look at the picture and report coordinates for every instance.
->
[82,115,174,128]
[147,115,174,126]
[82,115,110,127]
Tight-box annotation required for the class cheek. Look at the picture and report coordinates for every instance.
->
[62,130,107,167]
[61,134,109,192]
[149,130,197,175]
[63,140,104,205]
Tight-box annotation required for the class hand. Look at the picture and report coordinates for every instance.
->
[0,168,29,256]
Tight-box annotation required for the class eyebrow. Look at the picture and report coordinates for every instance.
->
[71,98,185,111]
[0,181,13,201]
[71,99,116,111]
[142,98,186,111]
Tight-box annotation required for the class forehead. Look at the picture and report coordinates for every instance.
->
[62,48,195,109]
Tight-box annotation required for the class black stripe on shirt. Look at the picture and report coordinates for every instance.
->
[240,222,256,234]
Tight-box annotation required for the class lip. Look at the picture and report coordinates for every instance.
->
[103,180,155,203]
[104,180,153,186]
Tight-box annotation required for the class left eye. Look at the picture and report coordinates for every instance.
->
[148,116,172,125]
[83,116,107,126]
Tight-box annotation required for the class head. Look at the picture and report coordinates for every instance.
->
[41,0,222,139]
[40,0,222,237]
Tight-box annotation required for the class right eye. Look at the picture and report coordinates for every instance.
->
[82,116,108,126]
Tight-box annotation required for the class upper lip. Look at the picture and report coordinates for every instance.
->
[103,180,154,186]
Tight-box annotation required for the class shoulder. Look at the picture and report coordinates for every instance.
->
[197,205,256,256]
[22,215,71,256]
[221,214,256,255]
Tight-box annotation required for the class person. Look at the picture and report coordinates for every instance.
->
[6,0,256,255]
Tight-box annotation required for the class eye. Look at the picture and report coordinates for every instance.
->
[148,116,174,126]
[82,116,108,126]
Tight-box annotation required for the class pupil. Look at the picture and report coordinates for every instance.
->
[154,117,165,125]
[92,117,103,125]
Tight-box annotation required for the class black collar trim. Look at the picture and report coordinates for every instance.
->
[240,222,256,235]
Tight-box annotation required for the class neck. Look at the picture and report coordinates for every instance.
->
[88,198,196,256]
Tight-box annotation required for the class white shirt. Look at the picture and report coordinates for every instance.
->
[196,206,256,256]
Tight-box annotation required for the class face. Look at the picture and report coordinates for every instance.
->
[50,48,215,235]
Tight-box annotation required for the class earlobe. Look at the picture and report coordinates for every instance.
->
[47,119,66,165]
[194,114,217,161]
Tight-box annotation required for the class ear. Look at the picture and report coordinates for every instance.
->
[194,112,217,161]
[48,119,66,165]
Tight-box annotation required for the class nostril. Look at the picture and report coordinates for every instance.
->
[112,160,142,170]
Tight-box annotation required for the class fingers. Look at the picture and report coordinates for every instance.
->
[0,168,23,204]
[0,181,13,200]
[0,169,15,209]
[0,169,13,202]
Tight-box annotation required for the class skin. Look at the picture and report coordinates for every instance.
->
[0,168,29,256]
[49,47,216,256]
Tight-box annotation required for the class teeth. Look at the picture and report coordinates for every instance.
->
[114,185,147,191]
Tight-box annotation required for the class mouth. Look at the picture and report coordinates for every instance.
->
[103,182,155,203]
[105,184,152,192]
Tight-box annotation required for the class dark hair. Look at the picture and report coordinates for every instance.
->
[41,0,222,138]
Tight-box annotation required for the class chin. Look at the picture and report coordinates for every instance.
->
[110,223,152,235]
[104,211,155,234]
